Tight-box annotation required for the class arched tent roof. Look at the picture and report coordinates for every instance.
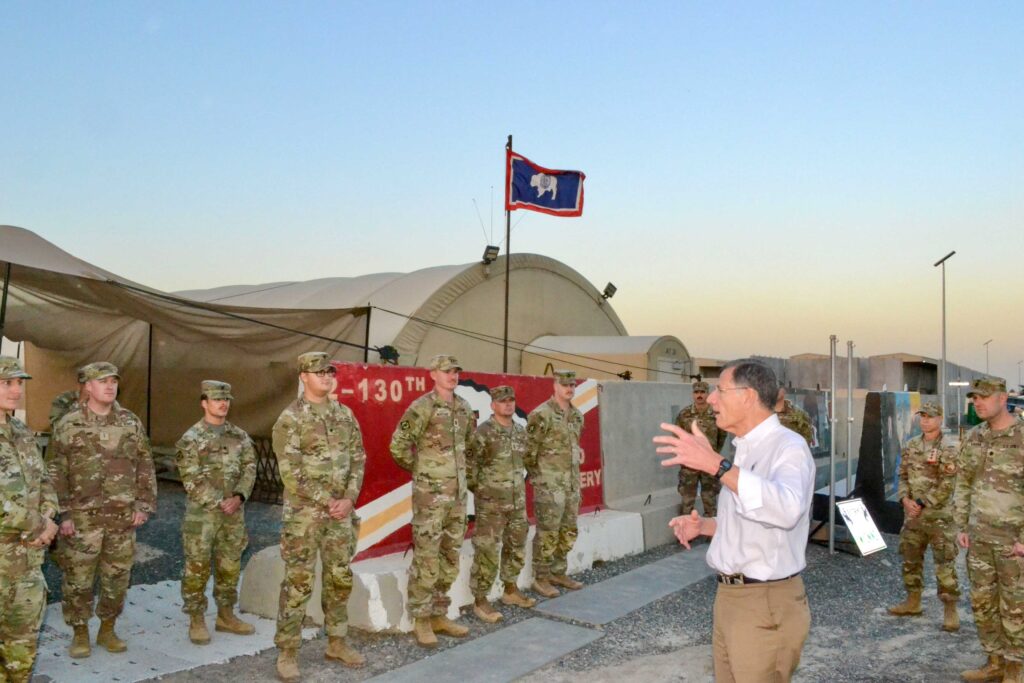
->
[179,253,628,372]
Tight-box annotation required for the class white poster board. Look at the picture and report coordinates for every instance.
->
[836,498,887,556]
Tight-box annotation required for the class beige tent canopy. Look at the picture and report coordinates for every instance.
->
[0,225,368,444]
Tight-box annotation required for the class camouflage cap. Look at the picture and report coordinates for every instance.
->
[554,369,577,386]
[967,377,1007,398]
[916,401,943,417]
[297,352,334,374]
[429,354,462,372]
[0,356,31,380]
[79,361,120,382]
[692,380,710,393]
[201,380,234,401]
[489,385,515,401]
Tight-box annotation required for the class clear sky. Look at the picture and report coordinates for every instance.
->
[2,2,1022,382]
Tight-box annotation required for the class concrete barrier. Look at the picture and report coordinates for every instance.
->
[598,381,690,549]
[239,509,643,632]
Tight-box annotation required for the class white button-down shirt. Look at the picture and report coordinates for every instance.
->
[706,413,815,581]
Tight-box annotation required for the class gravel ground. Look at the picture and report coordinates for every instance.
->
[143,532,987,683]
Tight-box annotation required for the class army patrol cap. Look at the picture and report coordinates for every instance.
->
[201,380,234,401]
[79,361,120,382]
[297,352,334,374]
[429,354,462,372]
[916,401,943,417]
[554,369,577,386]
[967,377,1007,398]
[0,356,31,380]
[692,380,710,393]
[489,385,515,401]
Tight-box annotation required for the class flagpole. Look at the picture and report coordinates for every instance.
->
[503,134,512,373]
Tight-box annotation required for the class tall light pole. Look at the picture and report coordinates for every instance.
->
[1018,360,1022,392]
[934,251,955,423]
[983,339,993,374]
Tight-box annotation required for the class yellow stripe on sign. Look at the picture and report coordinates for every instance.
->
[358,494,412,540]
[573,386,599,412]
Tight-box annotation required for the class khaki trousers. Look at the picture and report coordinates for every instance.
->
[712,575,811,683]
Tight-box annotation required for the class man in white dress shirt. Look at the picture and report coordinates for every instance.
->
[654,359,815,683]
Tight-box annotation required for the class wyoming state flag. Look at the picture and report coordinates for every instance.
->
[505,150,585,217]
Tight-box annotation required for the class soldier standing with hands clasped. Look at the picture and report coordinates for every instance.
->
[176,380,256,645]
[0,356,59,682]
[526,369,585,598]
[273,352,366,681]
[887,402,960,632]
[390,354,475,648]
[955,378,1024,683]
[467,385,536,623]
[50,361,157,659]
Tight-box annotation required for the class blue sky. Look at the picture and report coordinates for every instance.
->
[2,2,1022,381]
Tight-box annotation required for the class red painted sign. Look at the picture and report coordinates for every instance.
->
[333,363,603,560]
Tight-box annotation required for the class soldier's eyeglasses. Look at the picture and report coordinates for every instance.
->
[312,369,336,377]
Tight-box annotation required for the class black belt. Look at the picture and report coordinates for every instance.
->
[717,572,800,586]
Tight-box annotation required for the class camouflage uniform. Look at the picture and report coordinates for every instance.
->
[777,398,814,446]
[0,358,59,682]
[176,385,256,617]
[49,389,81,433]
[467,393,529,598]
[955,380,1024,662]
[526,388,583,581]
[49,363,157,628]
[676,397,727,517]
[897,431,960,601]
[272,358,365,651]
[390,362,474,619]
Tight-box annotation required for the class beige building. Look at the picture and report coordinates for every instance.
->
[521,335,692,382]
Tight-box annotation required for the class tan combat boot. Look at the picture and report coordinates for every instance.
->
[531,578,560,598]
[96,619,127,653]
[189,613,211,645]
[216,606,256,635]
[324,636,365,667]
[430,614,469,637]
[413,617,438,648]
[473,597,503,623]
[549,574,584,590]
[1003,660,1023,683]
[942,601,961,632]
[501,582,537,608]
[962,654,1004,682]
[887,591,923,616]
[69,624,91,658]
[276,648,300,682]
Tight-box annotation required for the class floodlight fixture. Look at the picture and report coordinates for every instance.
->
[482,245,500,265]
[602,282,617,300]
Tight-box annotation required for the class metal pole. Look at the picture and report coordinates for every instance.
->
[146,324,153,437]
[0,262,11,341]
[503,134,512,373]
[363,306,371,363]
[846,340,854,496]
[829,334,837,555]
[984,339,993,374]
[1018,360,1022,392]
[934,251,954,422]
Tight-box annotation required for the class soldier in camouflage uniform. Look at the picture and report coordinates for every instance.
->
[273,352,366,681]
[887,402,960,631]
[48,367,89,433]
[177,380,257,645]
[390,354,475,647]
[955,378,1024,683]
[0,357,59,682]
[468,385,535,623]
[50,361,157,658]
[676,381,727,517]
[526,369,585,599]
[775,388,814,446]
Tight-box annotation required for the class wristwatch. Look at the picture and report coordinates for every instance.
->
[715,458,733,480]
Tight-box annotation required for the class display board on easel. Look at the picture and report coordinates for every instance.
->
[836,498,887,556]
